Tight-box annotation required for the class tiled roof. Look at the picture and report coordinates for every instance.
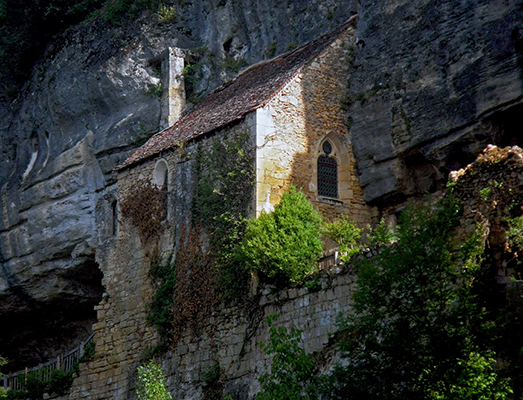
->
[117,16,357,171]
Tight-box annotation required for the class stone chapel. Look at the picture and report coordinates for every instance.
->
[70,17,375,399]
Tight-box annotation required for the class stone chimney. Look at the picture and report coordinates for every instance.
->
[160,47,186,129]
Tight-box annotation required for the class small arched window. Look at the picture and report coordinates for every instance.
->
[317,140,338,198]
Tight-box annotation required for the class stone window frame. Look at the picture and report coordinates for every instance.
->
[317,141,339,198]
[313,133,352,205]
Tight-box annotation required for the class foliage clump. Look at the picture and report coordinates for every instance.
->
[200,361,225,400]
[327,196,512,400]
[367,217,398,246]
[193,130,255,298]
[148,253,177,345]
[257,196,518,399]
[120,178,166,245]
[257,315,321,400]
[136,360,172,400]
[322,216,361,262]
[0,365,77,400]
[0,357,6,399]
[238,186,323,283]
[148,226,219,347]
[171,225,219,344]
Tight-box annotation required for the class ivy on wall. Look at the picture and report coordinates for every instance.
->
[192,128,255,299]
[171,225,219,344]
[147,128,254,347]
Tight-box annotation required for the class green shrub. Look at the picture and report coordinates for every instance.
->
[4,390,27,400]
[200,361,224,400]
[0,357,6,400]
[327,196,512,399]
[322,216,361,262]
[258,314,321,400]
[136,361,172,400]
[157,4,176,23]
[238,186,323,283]
[507,215,523,254]
[80,341,96,362]
[420,351,512,400]
[46,370,75,396]
[25,375,46,400]
[147,254,176,344]
[193,130,255,299]
[368,218,397,246]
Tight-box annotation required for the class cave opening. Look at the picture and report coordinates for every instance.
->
[0,257,104,372]
[489,103,523,148]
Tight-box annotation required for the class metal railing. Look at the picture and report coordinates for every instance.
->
[0,333,95,392]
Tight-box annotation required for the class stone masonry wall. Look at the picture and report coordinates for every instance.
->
[160,265,357,400]
[68,27,377,399]
[69,118,257,399]
[255,25,376,225]
[68,159,163,399]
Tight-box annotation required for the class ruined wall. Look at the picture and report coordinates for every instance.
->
[69,159,165,399]
[255,26,375,224]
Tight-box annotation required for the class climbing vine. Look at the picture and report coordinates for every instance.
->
[171,225,219,344]
[192,127,255,299]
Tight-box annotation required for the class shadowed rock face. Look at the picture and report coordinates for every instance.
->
[0,0,358,369]
[348,0,523,207]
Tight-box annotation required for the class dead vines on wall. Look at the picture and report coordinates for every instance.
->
[120,178,167,245]
[171,224,219,344]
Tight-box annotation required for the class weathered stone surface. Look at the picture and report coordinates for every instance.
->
[1,0,522,381]
[348,0,523,205]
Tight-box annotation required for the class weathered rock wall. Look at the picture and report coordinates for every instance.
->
[71,144,523,400]
[348,0,523,206]
[161,269,356,400]
[2,0,523,376]
[68,116,258,399]
[73,230,358,400]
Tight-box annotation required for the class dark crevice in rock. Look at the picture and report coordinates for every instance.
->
[0,256,103,372]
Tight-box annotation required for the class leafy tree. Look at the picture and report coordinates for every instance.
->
[327,196,511,400]
[136,361,172,400]
[0,357,6,400]
[258,315,321,400]
[238,186,323,283]
[368,217,398,246]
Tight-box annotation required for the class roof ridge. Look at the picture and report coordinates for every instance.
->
[116,16,358,171]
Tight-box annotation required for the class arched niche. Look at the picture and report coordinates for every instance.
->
[153,159,169,188]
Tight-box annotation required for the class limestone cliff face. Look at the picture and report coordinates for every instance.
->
[348,0,523,206]
[0,0,358,369]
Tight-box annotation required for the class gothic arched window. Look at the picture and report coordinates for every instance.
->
[317,140,338,198]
